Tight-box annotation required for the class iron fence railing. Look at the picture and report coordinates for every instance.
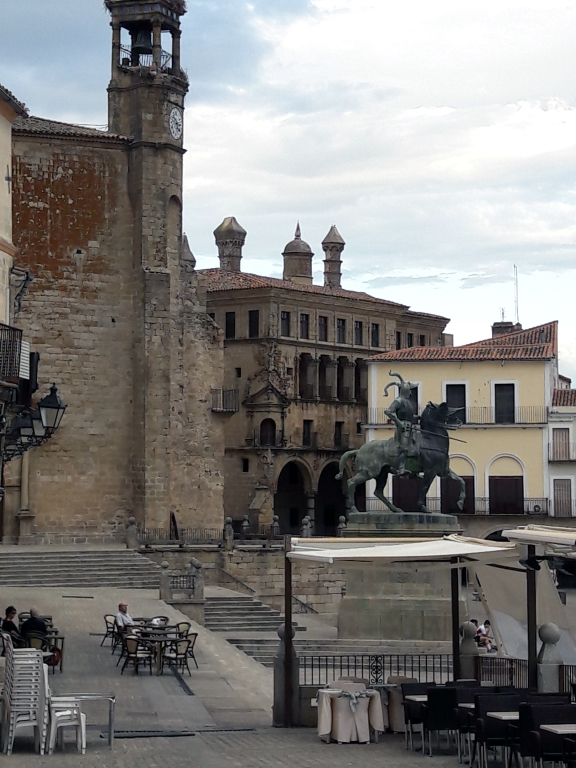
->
[560,664,576,695]
[137,527,222,545]
[119,44,173,71]
[365,406,548,425]
[299,653,453,686]
[549,443,576,462]
[169,575,196,593]
[0,323,22,380]
[476,656,528,689]
[365,497,550,516]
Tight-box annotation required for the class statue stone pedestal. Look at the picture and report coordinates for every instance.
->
[338,511,462,641]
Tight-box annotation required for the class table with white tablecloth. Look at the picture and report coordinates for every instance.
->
[317,688,385,743]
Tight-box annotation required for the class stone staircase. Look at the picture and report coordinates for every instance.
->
[227,638,451,667]
[204,595,305,633]
[0,549,161,588]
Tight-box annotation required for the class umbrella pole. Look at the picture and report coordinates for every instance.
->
[284,534,293,726]
[526,544,538,690]
[451,557,461,681]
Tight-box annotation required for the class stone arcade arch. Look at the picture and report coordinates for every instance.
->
[274,461,311,534]
[315,462,347,536]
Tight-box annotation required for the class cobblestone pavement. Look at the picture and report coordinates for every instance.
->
[7,728,459,768]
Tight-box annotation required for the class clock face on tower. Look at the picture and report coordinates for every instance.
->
[169,107,183,140]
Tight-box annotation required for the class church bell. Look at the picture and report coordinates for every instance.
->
[132,28,153,56]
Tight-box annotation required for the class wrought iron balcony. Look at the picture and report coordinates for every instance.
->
[211,388,239,413]
[0,323,23,381]
[365,405,548,425]
[119,45,173,71]
[549,442,576,462]
[365,496,550,515]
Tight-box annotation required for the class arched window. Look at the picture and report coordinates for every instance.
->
[260,418,276,447]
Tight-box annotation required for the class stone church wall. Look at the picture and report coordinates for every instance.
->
[11,137,134,542]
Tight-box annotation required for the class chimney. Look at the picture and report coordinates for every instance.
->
[491,321,522,338]
[322,225,345,289]
[282,223,313,285]
[213,216,246,272]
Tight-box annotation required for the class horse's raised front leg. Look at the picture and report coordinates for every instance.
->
[417,470,436,513]
[374,467,404,514]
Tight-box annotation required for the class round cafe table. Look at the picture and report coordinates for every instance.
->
[141,630,175,675]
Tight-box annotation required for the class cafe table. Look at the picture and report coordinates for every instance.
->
[487,712,519,721]
[540,724,576,735]
[141,630,175,676]
[317,688,384,743]
[404,694,427,703]
[459,703,475,709]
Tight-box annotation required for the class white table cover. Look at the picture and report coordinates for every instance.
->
[317,689,384,743]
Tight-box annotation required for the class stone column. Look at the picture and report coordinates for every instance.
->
[171,29,181,75]
[459,621,480,680]
[326,359,338,401]
[17,451,35,544]
[309,358,319,400]
[152,21,162,68]
[343,359,355,402]
[306,491,316,533]
[111,22,121,73]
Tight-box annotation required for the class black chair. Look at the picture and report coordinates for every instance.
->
[401,682,436,750]
[452,687,488,764]
[422,686,459,756]
[562,736,576,768]
[525,704,576,768]
[474,693,521,768]
[101,614,116,647]
[121,635,154,675]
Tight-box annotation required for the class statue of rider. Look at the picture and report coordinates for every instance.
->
[384,371,418,476]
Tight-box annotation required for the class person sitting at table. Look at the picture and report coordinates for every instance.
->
[2,606,24,647]
[115,602,135,633]
[20,607,47,640]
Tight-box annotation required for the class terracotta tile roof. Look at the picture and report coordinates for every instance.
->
[368,321,558,363]
[13,115,129,142]
[552,389,576,407]
[0,84,27,116]
[198,268,449,320]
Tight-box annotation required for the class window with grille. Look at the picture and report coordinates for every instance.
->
[225,312,236,339]
[407,333,414,347]
[554,479,572,517]
[395,331,402,350]
[419,334,426,346]
[371,323,379,347]
[300,313,310,339]
[354,321,363,345]
[318,315,328,342]
[248,310,259,338]
[303,420,313,447]
[280,311,291,337]
[336,318,346,344]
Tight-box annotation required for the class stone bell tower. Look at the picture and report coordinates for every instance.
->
[103,0,224,531]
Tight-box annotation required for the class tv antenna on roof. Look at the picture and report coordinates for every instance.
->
[500,308,505,321]
[514,265,519,324]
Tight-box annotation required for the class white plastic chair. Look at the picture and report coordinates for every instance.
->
[48,705,86,755]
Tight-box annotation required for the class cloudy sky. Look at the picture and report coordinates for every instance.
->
[2,0,575,377]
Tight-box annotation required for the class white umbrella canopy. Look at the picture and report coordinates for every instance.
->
[288,534,517,566]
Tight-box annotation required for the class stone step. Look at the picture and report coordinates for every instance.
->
[203,594,304,632]
[0,550,161,588]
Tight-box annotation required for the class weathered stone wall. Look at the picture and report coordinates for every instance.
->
[12,137,135,542]
[142,545,345,625]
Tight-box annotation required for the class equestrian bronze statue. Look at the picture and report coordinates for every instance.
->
[336,371,465,514]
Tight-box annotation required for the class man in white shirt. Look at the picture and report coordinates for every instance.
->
[115,602,135,631]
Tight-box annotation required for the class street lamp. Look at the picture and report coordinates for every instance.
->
[37,384,67,435]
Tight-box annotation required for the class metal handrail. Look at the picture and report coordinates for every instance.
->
[218,569,255,595]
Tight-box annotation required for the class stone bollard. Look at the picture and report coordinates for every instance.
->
[271,514,280,538]
[189,557,204,600]
[300,515,311,538]
[537,622,562,693]
[336,515,347,538]
[125,516,138,549]
[459,621,480,681]
[272,623,300,727]
[159,561,172,601]
[224,517,235,551]
[241,514,250,541]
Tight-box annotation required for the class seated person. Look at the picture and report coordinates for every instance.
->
[2,605,24,646]
[20,607,47,640]
[115,602,135,633]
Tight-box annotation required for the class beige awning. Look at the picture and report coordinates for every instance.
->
[288,534,516,566]
[502,524,576,548]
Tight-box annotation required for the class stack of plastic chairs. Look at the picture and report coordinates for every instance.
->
[1,632,48,755]
[42,665,86,755]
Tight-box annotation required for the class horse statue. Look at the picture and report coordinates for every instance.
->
[336,396,465,515]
